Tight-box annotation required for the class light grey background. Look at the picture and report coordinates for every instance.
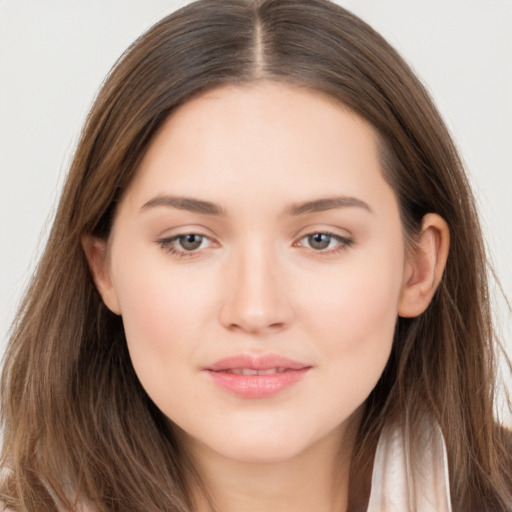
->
[1,1,511,418]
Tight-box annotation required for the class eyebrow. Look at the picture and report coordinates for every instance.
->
[141,195,372,216]
[141,196,226,216]
[287,196,372,215]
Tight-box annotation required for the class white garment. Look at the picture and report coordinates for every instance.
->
[367,421,453,511]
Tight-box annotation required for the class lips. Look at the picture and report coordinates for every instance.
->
[204,354,311,398]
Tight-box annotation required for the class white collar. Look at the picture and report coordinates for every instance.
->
[367,421,452,511]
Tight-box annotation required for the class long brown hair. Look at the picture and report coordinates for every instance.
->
[2,1,511,510]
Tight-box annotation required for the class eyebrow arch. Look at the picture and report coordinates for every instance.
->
[287,196,372,216]
[141,196,226,216]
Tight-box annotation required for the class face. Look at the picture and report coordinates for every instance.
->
[95,82,411,464]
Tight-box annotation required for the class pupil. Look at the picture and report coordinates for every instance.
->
[180,234,202,250]
[309,233,330,250]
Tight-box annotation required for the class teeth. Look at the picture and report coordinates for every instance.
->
[228,368,287,375]
[234,368,259,376]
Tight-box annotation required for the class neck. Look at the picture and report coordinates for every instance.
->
[185,411,362,512]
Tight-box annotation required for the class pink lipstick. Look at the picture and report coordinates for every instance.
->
[204,354,311,398]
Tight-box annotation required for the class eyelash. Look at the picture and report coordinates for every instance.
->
[295,231,354,254]
[156,234,213,260]
[156,231,353,260]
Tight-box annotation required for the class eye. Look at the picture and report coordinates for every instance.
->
[297,232,353,253]
[156,233,214,258]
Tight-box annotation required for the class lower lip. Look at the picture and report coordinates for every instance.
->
[206,368,310,398]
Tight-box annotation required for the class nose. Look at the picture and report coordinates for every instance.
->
[218,243,294,334]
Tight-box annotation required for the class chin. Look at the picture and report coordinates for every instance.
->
[186,417,338,465]
[210,435,311,464]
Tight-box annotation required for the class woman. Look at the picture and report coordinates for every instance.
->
[1,0,511,510]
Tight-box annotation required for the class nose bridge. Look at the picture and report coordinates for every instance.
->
[218,236,292,333]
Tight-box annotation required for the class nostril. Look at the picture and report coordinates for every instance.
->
[225,320,285,335]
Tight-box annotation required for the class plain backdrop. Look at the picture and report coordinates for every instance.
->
[1,0,511,419]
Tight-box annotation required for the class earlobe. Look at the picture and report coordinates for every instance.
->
[81,235,121,315]
[398,214,450,318]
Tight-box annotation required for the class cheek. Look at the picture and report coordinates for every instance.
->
[109,246,214,390]
[297,266,401,427]
[299,248,404,389]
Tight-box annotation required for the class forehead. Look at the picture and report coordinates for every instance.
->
[121,81,395,216]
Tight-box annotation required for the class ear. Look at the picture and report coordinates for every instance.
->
[82,235,121,315]
[398,213,450,318]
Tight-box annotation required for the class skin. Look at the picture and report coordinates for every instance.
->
[84,82,449,511]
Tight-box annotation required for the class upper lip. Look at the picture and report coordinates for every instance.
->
[205,353,310,372]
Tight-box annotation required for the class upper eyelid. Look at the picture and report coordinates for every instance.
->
[158,229,350,242]
[291,221,353,237]
[294,228,353,242]
[156,223,214,237]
